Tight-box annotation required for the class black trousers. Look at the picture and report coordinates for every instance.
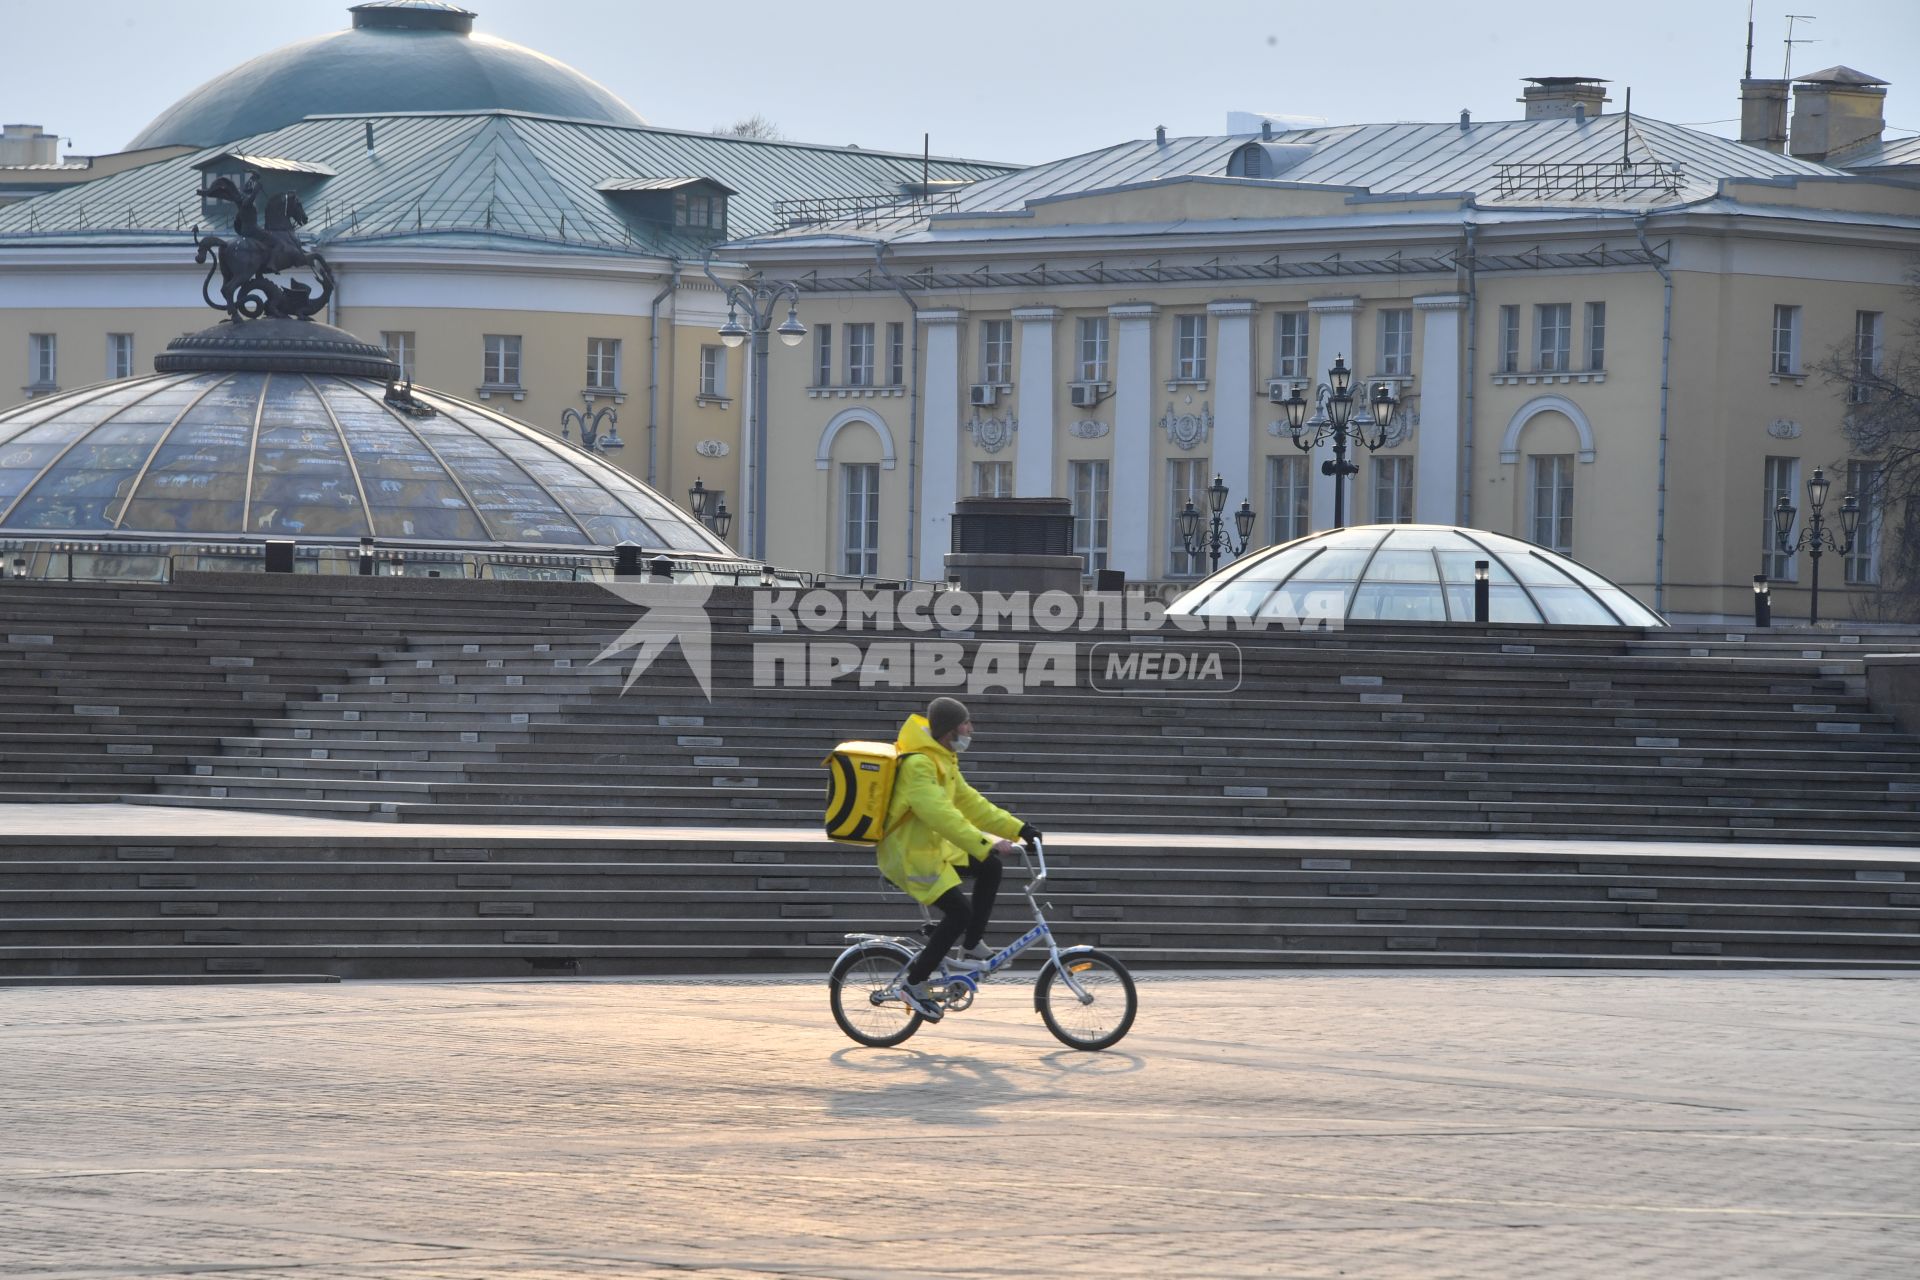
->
[906,854,1003,984]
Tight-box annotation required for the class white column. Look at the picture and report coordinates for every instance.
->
[1308,297,1361,529]
[918,309,965,581]
[1413,293,1467,525]
[1109,303,1157,580]
[1207,299,1256,512]
[1013,306,1060,497]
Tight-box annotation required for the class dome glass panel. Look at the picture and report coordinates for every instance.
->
[1169,524,1666,628]
[0,371,730,556]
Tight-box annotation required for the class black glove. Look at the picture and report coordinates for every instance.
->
[1018,822,1042,844]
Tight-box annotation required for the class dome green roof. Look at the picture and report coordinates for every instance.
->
[1169,525,1666,628]
[127,2,644,151]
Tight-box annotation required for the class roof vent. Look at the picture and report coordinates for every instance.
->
[1459,108,1471,129]
[1519,76,1611,120]
[349,1,477,34]
[1227,140,1315,179]
[1788,65,1889,161]
[1155,125,1167,146]
[1261,120,1273,140]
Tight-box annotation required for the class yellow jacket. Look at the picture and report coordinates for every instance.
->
[875,713,1024,905]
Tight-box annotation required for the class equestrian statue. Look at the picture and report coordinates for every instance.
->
[193,173,335,322]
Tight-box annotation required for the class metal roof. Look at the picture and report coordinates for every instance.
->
[595,175,738,195]
[0,111,1018,256]
[195,152,340,177]
[1842,133,1920,171]
[734,113,1859,247]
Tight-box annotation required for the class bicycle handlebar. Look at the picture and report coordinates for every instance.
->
[1018,835,1047,892]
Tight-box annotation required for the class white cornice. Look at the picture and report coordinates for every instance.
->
[1011,306,1062,322]
[918,309,965,325]
[1205,299,1257,316]
[1413,293,1469,311]
[1108,303,1157,319]
[1307,297,1363,313]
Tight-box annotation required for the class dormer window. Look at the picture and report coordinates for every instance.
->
[675,191,721,230]
[598,176,735,238]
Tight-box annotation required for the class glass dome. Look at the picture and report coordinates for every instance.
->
[0,371,727,554]
[1168,525,1666,628]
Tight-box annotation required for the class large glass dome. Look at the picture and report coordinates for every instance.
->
[1169,525,1666,628]
[0,371,725,554]
[126,2,645,151]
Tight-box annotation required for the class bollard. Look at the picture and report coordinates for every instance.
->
[1753,574,1771,628]
[1472,560,1490,623]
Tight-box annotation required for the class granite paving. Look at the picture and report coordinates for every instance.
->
[3,970,1917,1277]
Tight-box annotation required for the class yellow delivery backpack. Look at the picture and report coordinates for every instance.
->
[821,741,915,845]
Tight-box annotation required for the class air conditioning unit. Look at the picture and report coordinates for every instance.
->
[1267,378,1305,404]
[969,384,999,407]
[1069,382,1106,408]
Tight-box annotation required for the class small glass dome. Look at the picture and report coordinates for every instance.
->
[0,371,726,554]
[1168,525,1666,628]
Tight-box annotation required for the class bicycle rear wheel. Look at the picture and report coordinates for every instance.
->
[1035,948,1137,1050]
[829,942,924,1047]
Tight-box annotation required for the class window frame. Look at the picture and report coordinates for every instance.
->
[1528,453,1575,555]
[841,462,880,577]
[1845,459,1880,585]
[1853,310,1884,401]
[1771,305,1801,376]
[1274,311,1309,379]
[972,460,1013,498]
[107,333,135,381]
[699,344,727,398]
[1077,315,1110,384]
[381,331,415,383]
[1585,301,1606,372]
[1071,459,1110,574]
[1267,453,1310,545]
[28,333,55,388]
[814,324,833,388]
[586,337,621,391]
[482,334,522,388]
[1166,456,1209,577]
[1499,306,1520,374]
[1535,303,1572,373]
[887,321,905,386]
[979,319,1012,385]
[1378,309,1413,377]
[1174,314,1208,382]
[1371,455,1414,524]
[1763,455,1800,581]
[846,323,875,388]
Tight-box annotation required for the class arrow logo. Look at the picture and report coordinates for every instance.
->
[591,583,715,700]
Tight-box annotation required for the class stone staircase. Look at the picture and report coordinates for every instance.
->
[3,573,1918,980]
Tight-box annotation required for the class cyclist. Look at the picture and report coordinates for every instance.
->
[877,696,1040,1022]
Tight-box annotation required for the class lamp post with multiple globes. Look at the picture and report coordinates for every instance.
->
[1278,356,1399,529]
[704,263,806,561]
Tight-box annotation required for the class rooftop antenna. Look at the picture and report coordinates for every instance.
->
[922,132,929,197]
[1783,14,1816,80]
[1745,0,1755,79]
[1623,87,1632,165]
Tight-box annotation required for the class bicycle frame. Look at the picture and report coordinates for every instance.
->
[835,837,1102,1008]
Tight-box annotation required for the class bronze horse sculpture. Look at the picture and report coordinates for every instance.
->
[194,175,334,322]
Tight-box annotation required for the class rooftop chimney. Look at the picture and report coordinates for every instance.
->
[1519,77,1611,121]
[1788,65,1888,162]
[1739,79,1789,153]
[0,124,60,167]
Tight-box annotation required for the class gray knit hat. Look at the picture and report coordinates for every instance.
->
[927,696,971,741]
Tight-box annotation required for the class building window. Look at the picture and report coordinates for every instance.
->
[1763,455,1799,581]
[1167,457,1209,576]
[107,333,135,380]
[586,337,620,391]
[1379,309,1412,377]
[1077,316,1109,383]
[1499,306,1520,374]
[673,191,722,231]
[814,324,833,387]
[1585,302,1606,371]
[980,319,1012,384]
[1529,454,1574,554]
[1174,315,1208,381]
[887,322,905,386]
[842,462,880,577]
[1845,460,1880,585]
[1071,460,1110,574]
[1771,305,1801,376]
[483,334,521,387]
[1275,311,1309,379]
[1372,456,1414,524]
[1853,311,1884,401]
[846,323,875,387]
[1535,303,1572,373]
[973,460,1013,497]
[28,333,55,389]
[1268,454,1309,545]
[382,331,415,382]
[699,345,726,398]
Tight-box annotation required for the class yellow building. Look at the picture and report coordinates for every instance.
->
[727,76,1920,621]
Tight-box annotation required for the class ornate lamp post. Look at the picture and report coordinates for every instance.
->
[686,477,733,541]
[559,394,624,453]
[1179,473,1256,575]
[1280,356,1399,528]
[1773,467,1859,625]
[703,259,806,560]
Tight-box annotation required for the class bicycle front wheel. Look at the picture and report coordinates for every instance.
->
[1036,948,1137,1050]
[829,943,923,1048]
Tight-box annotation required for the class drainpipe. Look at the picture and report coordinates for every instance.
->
[874,239,921,577]
[646,262,681,486]
[1460,222,1477,526]
[1635,216,1672,612]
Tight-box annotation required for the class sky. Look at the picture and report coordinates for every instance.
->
[6,0,1919,164]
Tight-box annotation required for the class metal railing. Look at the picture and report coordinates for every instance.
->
[771,190,961,229]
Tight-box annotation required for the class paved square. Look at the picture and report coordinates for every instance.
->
[3,971,1917,1278]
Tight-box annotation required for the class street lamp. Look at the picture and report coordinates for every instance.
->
[1180,473,1256,574]
[1281,356,1399,528]
[1773,467,1860,625]
[560,393,623,452]
[704,256,807,560]
[687,478,733,542]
